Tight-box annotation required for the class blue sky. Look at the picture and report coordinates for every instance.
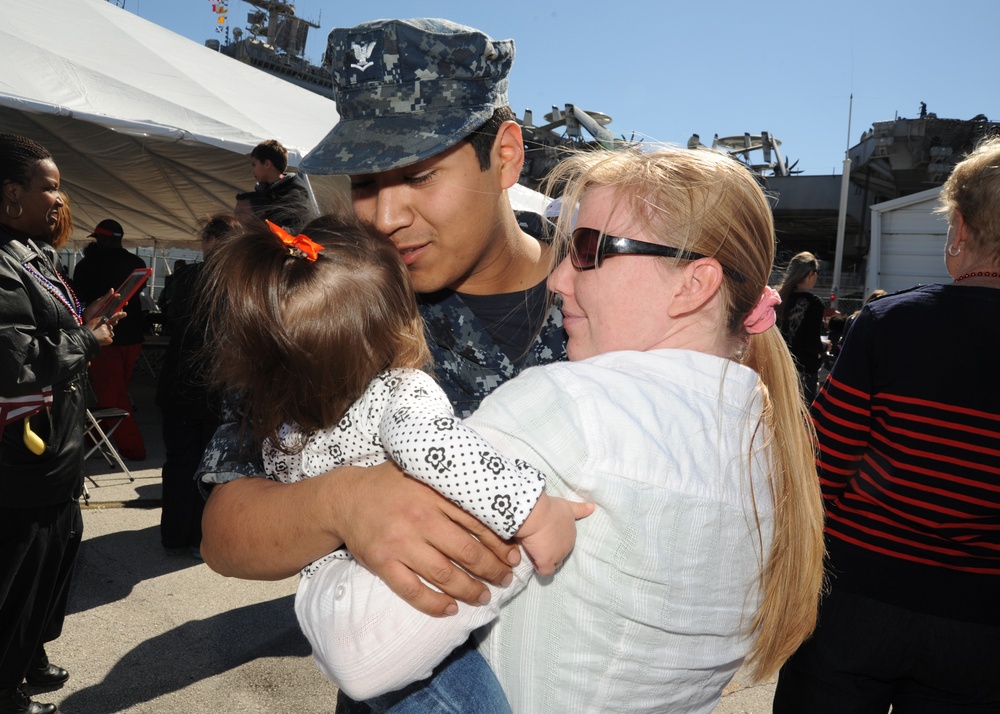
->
[125,0,998,176]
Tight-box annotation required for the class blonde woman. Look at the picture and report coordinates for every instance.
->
[776,251,825,402]
[307,146,826,713]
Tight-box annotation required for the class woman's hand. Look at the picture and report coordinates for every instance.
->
[515,492,595,576]
[84,311,124,348]
[333,463,523,616]
[82,287,118,323]
[85,316,114,346]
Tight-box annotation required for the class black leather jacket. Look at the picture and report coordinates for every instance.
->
[0,227,100,507]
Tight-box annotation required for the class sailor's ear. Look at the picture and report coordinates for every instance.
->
[495,120,525,190]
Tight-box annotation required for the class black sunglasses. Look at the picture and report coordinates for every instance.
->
[570,228,745,283]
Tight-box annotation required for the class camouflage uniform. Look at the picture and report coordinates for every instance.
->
[420,291,566,419]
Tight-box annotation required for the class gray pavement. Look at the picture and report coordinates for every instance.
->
[40,365,778,712]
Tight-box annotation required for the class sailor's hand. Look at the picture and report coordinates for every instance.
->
[333,462,518,617]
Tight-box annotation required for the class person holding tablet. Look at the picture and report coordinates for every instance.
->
[1,133,121,714]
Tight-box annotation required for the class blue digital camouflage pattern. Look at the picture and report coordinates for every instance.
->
[300,18,514,176]
[419,291,567,419]
[197,292,567,486]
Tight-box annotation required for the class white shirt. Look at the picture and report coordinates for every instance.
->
[300,350,774,712]
[472,349,772,713]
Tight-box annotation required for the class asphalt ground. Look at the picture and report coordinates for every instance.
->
[39,355,779,713]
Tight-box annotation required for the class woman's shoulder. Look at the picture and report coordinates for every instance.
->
[519,350,759,404]
[802,291,825,308]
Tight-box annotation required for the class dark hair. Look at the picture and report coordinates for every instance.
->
[467,106,516,171]
[48,191,74,250]
[200,213,431,449]
[251,139,289,174]
[0,133,53,189]
[200,213,243,242]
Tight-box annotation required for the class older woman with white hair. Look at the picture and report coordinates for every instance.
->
[774,137,1000,712]
[301,146,826,714]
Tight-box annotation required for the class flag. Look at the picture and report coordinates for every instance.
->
[0,387,53,429]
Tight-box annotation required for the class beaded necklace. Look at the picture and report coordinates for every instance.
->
[954,271,1000,282]
[23,261,84,325]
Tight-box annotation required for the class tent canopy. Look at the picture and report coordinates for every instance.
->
[1,0,551,248]
[1,0,343,247]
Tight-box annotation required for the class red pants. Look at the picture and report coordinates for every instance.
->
[88,343,146,460]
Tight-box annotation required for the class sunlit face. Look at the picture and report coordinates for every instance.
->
[251,157,271,184]
[547,186,678,361]
[7,159,64,238]
[349,141,508,294]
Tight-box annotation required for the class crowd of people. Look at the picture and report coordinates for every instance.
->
[2,13,998,714]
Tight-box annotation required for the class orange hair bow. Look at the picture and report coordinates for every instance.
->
[266,220,324,262]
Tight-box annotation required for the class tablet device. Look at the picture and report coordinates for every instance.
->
[94,267,152,320]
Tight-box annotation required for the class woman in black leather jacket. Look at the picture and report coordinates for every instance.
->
[0,134,119,714]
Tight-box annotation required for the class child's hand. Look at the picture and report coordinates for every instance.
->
[515,492,594,576]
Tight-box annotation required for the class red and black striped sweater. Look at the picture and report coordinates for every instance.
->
[813,282,1000,626]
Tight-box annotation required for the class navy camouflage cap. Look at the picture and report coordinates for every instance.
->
[300,18,514,176]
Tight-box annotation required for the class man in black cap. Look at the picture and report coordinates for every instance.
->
[72,219,148,460]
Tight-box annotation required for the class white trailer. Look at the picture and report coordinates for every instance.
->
[867,187,951,297]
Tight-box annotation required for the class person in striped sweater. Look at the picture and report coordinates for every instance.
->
[774,136,1000,712]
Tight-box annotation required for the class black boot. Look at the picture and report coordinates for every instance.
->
[23,649,68,689]
[0,686,58,714]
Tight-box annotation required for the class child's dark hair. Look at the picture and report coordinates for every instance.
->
[199,214,431,449]
[200,213,243,242]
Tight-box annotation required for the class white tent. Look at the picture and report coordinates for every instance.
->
[0,0,344,247]
[1,0,551,249]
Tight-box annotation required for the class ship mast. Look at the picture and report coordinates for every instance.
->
[243,0,318,50]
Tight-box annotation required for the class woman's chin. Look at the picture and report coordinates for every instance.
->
[566,341,594,362]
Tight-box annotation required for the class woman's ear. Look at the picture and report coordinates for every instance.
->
[1,179,20,205]
[495,120,525,190]
[666,259,724,318]
[951,209,969,247]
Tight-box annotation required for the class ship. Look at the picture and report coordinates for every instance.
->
[200,7,999,305]
[207,1,334,99]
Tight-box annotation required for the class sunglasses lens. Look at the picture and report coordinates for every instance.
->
[571,228,599,269]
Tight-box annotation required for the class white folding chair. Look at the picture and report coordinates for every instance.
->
[83,408,135,498]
